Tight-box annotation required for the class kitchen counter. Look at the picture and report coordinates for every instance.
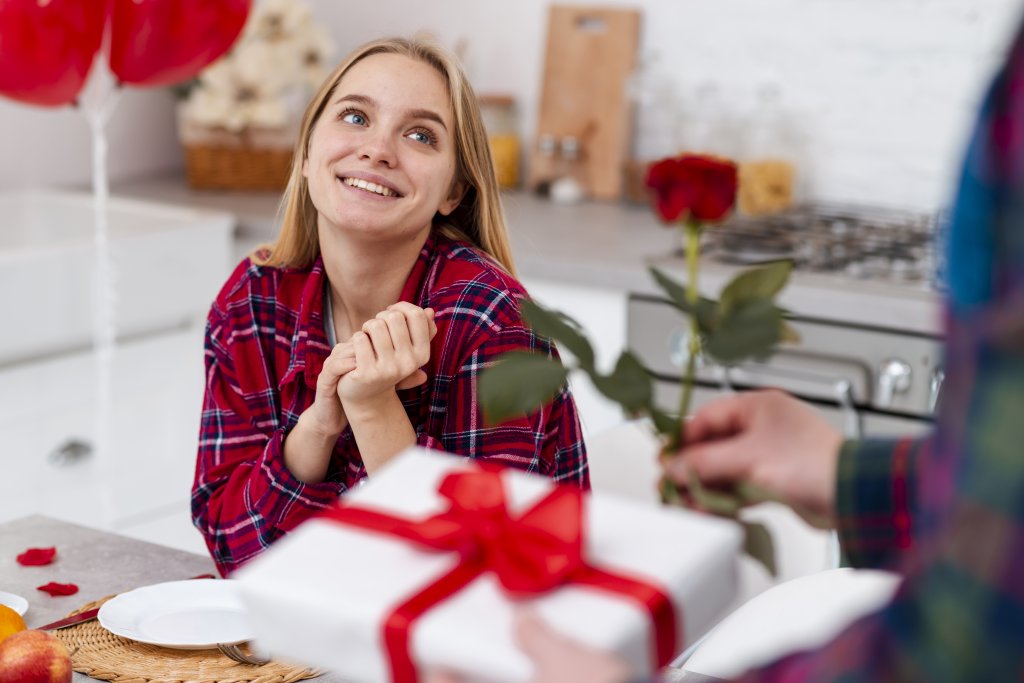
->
[1,515,712,682]
[503,193,942,336]
[110,174,943,335]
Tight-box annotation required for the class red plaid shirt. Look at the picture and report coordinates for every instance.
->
[192,233,589,575]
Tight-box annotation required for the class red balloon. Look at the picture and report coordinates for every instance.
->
[108,0,251,87]
[0,0,105,107]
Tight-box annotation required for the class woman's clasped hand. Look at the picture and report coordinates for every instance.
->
[337,303,438,404]
[308,303,437,436]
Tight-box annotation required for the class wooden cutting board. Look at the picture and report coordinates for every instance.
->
[528,5,641,200]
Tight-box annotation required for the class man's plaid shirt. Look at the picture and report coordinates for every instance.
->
[725,17,1024,683]
[192,232,589,575]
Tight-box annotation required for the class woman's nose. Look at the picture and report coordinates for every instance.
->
[359,129,396,167]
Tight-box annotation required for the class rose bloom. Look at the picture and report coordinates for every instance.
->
[645,154,738,224]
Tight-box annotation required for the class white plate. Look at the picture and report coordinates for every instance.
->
[0,590,29,616]
[98,579,252,649]
[684,568,901,678]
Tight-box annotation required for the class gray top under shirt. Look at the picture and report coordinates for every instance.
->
[324,280,337,347]
[324,280,371,487]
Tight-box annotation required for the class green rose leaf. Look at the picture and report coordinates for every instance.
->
[479,351,568,425]
[704,299,786,364]
[650,407,682,445]
[659,475,685,507]
[742,520,778,577]
[718,260,793,317]
[590,350,654,414]
[648,267,719,331]
[521,299,596,370]
[665,476,779,577]
[687,475,744,517]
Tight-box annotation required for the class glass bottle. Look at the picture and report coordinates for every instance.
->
[479,94,520,189]
[550,136,586,204]
[627,51,678,162]
[738,84,798,216]
[676,82,746,160]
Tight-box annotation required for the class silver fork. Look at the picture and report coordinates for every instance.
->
[217,642,271,666]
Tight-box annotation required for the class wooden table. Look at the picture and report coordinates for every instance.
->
[0,515,714,682]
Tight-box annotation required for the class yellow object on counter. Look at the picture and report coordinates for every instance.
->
[489,133,520,189]
[738,159,796,216]
[480,94,521,190]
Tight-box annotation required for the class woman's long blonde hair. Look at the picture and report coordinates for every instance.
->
[253,37,515,276]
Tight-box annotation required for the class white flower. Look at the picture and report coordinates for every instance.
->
[220,40,299,92]
[185,49,290,131]
[183,0,335,133]
[243,0,313,44]
[294,23,334,89]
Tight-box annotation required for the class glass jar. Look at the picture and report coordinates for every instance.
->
[479,94,520,189]
[738,84,798,216]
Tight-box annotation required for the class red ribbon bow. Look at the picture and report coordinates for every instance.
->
[320,466,679,683]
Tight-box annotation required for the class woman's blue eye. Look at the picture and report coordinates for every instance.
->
[341,111,366,126]
[408,129,437,146]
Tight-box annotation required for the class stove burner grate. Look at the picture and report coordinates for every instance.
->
[705,204,938,284]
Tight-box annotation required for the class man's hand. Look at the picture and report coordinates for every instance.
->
[665,389,843,526]
[426,610,632,683]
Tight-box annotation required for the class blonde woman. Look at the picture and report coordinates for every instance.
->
[192,38,588,575]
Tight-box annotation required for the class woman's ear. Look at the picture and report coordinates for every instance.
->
[438,178,468,216]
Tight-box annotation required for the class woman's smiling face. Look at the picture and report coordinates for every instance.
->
[304,52,464,244]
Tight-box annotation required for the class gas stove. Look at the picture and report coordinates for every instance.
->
[632,203,945,438]
[703,204,940,289]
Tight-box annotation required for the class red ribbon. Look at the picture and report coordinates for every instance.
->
[319,466,679,683]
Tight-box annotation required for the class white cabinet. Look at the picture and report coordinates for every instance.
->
[0,190,233,366]
[0,327,209,554]
[522,277,630,440]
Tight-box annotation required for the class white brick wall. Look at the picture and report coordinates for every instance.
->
[0,0,1019,211]
[634,0,1019,210]
[313,0,1021,210]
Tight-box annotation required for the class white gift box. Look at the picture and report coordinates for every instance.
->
[235,448,742,683]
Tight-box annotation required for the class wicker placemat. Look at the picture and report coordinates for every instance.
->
[53,596,319,683]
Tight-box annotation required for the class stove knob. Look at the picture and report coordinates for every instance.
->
[669,327,704,369]
[876,358,912,408]
[929,367,945,414]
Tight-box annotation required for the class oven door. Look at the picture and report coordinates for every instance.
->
[628,294,939,440]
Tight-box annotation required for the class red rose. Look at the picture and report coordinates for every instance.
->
[644,154,738,224]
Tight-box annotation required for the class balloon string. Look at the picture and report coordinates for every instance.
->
[82,64,120,476]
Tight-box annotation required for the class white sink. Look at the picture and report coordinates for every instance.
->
[0,190,234,366]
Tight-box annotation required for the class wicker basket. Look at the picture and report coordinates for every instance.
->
[184,143,293,191]
[179,112,296,191]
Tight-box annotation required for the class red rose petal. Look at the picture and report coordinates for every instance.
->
[36,582,79,597]
[644,154,738,224]
[16,546,57,566]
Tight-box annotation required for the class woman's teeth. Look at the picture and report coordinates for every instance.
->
[343,177,397,197]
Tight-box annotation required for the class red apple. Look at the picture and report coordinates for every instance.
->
[0,630,72,683]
